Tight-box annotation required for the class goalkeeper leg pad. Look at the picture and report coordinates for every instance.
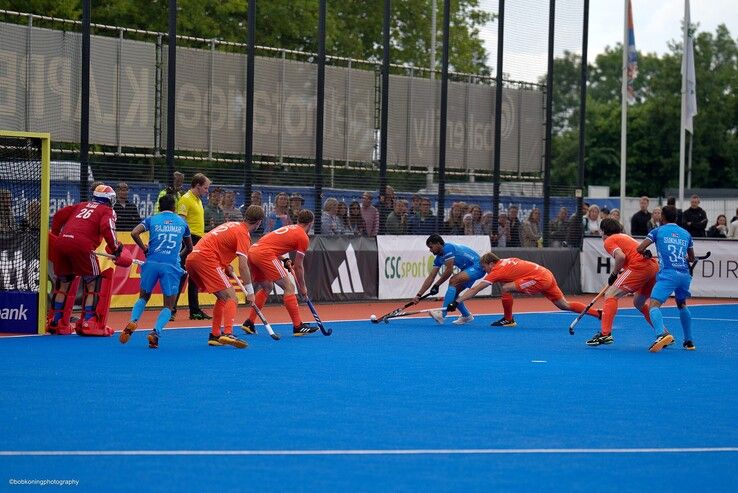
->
[75,269,114,337]
[47,276,80,335]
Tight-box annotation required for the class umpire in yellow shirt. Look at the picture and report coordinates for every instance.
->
[174,173,212,320]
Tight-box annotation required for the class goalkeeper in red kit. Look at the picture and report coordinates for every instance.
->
[47,184,132,336]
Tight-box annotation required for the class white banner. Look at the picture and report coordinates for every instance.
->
[581,237,738,298]
[378,235,491,300]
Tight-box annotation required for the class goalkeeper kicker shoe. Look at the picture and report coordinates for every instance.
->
[649,332,674,353]
[293,323,319,337]
[490,317,516,327]
[429,310,445,324]
[242,319,257,335]
[586,332,614,346]
[119,321,137,344]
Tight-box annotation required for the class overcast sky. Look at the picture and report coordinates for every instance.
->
[476,0,738,82]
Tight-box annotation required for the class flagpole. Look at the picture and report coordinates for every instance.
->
[678,0,689,209]
[620,0,628,220]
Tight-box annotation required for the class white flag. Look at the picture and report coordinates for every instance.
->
[681,0,698,133]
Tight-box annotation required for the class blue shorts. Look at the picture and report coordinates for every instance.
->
[650,269,692,304]
[140,260,185,297]
[458,264,485,290]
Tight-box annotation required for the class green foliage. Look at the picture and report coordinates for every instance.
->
[550,25,738,196]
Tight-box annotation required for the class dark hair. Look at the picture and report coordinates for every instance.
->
[297,209,315,225]
[601,218,622,236]
[667,197,676,206]
[426,234,444,246]
[191,173,209,188]
[662,205,678,223]
[243,205,265,224]
[158,193,176,212]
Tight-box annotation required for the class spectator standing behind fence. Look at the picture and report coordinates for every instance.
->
[469,205,484,235]
[408,197,436,235]
[243,190,264,235]
[409,194,422,216]
[683,194,708,237]
[0,189,15,232]
[347,201,367,235]
[386,199,409,235]
[288,193,304,224]
[549,207,569,246]
[520,208,543,247]
[647,207,662,232]
[321,198,345,235]
[600,207,611,221]
[360,192,379,236]
[264,192,292,233]
[729,213,738,239]
[221,190,243,222]
[666,197,684,226]
[707,214,729,238]
[337,202,351,232]
[491,213,511,247]
[583,204,602,236]
[113,182,142,230]
[630,196,651,236]
[377,186,395,233]
[507,206,522,247]
[203,187,224,233]
[19,200,41,232]
[565,202,588,248]
[155,171,185,213]
[444,202,465,234]
[610,208,624,229]
[731,207,738,223]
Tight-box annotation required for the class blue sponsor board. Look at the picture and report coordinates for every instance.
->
[0,291,38,333]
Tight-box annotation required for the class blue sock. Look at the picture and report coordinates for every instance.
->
[679,306,693,342]
[131,298,147,322]
[443,286,457,316]
[649,307,666,334]
[52,301,64,322]
[84,306,95,320]
[457,301,471,317]
[153,308,171,336]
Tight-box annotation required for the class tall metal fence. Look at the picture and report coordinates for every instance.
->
[0,2,588,247]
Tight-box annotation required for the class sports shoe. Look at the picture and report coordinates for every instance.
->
[293,323,319,337]
[490,317,516,327]
[218,333,248,349]
[190,311,212,321]
[683,340,696,351]
[452,314,475,325]
[586,332,614,346]
[649,332,674,353]
[147,330,159,349]
[208,333,224,346]
[242,319,257,335]
[429,309,445,324]
[119,321,137,344]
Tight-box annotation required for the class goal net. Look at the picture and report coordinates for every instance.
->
[0,131,50,334]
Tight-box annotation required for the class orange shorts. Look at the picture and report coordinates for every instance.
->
[514,271,564,302]
[612,262,658,297]
[185,252,232,294]
[248,252,290,282]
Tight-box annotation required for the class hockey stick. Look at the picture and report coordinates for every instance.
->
[689,251,711,276]
[94,251,143,265]
[381,307,441,322]
[231,275,280,341]
[305,297,332,336]
[568,283,609,335]
[371,293,434,324]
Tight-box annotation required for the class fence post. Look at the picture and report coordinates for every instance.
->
[577,0,590,249]
[492,0,505,237]
[208,39,215,160]
[378,0,391,234]
[436,0,451,232]
[117,29,123,155]
[278,49,285,166]
[406,67,413,170]
[81,0,91,201]
[244,0,256,205]
[25,14,32,133]
[543,0,556,247]
[166,0,177,187]
[344,59,351,167]
[314,0,327,232]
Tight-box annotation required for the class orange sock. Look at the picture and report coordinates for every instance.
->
[211,299,224,336]
[568,301,600,318]
[223,298,237,335]
[248,290,268,323]
[640,305,653,327]
[284,293,302,327]
[601,297,618,336]
[502,293,514,320]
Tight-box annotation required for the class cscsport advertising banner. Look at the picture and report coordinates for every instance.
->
[581,237,738,298]
[377,235,492,300]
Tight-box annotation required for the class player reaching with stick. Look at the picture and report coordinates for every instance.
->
[585,218,659,346]
[119,193,193,348]
[636,205,696,352]
[413,234,484,325]
[184,205,265,348]
[447,252,601,325]
[241,209,319,337]
[47,184,132,336]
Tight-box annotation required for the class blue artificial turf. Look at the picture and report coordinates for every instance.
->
[1,303,737,491]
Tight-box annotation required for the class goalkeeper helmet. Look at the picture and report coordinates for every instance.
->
[92,184,117,207]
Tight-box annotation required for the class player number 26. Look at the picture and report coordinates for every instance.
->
[75,208,94,219]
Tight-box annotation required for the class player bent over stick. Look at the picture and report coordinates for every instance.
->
[447,252,602,326]
[242,209,319,337]
[119,193,193,349]
[586,218,659,347]
[636,205,696,352]
[413,234,484,325]
[184,205,265,348]
[47,184,132,336]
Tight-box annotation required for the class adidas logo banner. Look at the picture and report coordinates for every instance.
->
[304,236,378,302]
